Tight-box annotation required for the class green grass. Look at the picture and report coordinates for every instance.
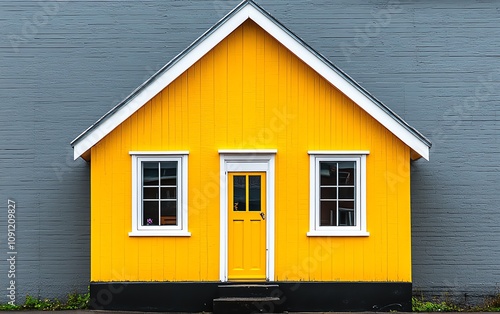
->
[0,291,89,311]
[474,293,500,312]
[412,294,500,312]
[412,296,462,312]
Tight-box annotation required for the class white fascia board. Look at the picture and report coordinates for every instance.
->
[247,6,430,161]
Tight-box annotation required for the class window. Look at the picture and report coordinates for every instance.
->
[129,152,190,236]
[307,151,369,236]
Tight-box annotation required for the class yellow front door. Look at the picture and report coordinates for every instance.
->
[228,172,267,281]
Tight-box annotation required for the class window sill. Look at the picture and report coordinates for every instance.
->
[128,231,191,237]
[307,230,370,237]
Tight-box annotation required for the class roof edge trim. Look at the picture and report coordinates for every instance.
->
[71,0,431,161]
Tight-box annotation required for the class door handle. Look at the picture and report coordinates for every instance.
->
[260,212,265,220]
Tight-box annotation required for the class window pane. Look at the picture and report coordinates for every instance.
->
[143,187,159,200]
[316,158,359,230]
[160,161,177,186]
[339,187,355,200]
[320,187,337,200]
[320,162,337,185]
[160,201,177,225]
[249,175,261,211]
[143,201,159,226]
[339,201,355,226]
[320,201,337,226]
[143,162,159,186]
[161,187,177,200]
[233,175,246,211]
[338,161,355,185]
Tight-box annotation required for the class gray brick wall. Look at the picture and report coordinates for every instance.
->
[0,0,499,305]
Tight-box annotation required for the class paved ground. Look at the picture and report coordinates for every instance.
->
[6,311,490,314]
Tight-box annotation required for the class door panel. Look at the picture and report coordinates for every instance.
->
[228,172,266,280]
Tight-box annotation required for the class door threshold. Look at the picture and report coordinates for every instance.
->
[226,279,268,282]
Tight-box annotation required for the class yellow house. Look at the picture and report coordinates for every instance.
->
[71,0,431,312]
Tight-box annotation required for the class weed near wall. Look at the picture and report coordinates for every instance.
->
[0,291,89,311]
[412,294,500,312]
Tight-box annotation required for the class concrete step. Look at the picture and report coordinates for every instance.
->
[218,284,279,298]
[213,297,281,314]
[217,284,280,298]
[214,284,284,313]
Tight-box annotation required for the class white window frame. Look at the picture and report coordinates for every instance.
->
[129,151,190,237]
[307,151,369,237]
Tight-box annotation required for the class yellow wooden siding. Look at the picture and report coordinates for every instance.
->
[90,20,412,282]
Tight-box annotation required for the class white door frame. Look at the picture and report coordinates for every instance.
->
[219,150,276,282]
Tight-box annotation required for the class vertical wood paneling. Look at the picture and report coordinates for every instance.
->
[296,61,311,279]
[386,133,398,280]
[398,142,412,280]
[90,20,412,283]
[150,95,164,280]
[186,63,200,280]
[227,27,243,147]
[90,142,101,282]
[128,114,140,281]
[199,50,213,280]
[255,26,266,146]
[242,22,258,142]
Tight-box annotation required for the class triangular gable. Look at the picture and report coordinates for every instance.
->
[71,0,431,161]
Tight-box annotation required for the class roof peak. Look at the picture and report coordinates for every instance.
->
[71,0,430,160]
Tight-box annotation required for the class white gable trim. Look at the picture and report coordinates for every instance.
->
[72,5,251,160]
[72,0,430,161]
